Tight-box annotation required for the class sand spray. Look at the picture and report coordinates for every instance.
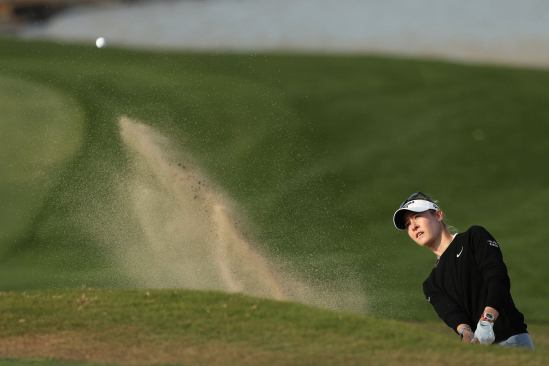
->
[95,116,367,311]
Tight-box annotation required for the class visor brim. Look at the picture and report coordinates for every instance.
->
[393,200,439,230]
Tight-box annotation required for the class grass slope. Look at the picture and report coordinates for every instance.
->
[0,289,547,366]
[0,39,548,322]
[0,73,84,258]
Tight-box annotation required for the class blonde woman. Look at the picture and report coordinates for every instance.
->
[393,192,533,349]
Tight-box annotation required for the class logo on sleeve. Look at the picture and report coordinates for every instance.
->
[456,247,463,257]
[488,240,499,248]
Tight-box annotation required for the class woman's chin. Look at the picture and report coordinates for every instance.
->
[416,237,430,247]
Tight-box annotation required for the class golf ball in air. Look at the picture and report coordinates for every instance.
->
[96,37,107,48]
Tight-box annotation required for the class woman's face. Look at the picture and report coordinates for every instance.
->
[403,210,443,248]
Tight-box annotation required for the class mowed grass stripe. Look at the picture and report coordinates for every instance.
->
[0,289,547,366]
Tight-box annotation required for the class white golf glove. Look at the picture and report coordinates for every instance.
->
[473,321,495,345]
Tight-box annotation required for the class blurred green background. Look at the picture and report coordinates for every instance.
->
[0,38,547,323]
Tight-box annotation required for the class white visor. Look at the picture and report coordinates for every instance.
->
[393,200,440,230]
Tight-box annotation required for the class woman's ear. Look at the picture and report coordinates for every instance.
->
[436,209,444,222]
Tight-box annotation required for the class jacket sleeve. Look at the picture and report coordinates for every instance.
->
[423,273,471,334]
[469,226,511,313]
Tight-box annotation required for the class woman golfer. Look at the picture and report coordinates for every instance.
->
[393,192,533,349]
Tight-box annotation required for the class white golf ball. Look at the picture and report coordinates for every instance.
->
[96,37,107,49]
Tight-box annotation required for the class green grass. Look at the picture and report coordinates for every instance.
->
[0,289,547,365]
[0,38,549,325]
[0,360,109,366]
[0,73,84,259]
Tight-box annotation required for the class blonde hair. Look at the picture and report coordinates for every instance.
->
[438,211,459,235]
[422,198,459,234]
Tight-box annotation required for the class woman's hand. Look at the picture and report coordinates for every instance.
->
[461,329,476,343]
[457,324,480,344]
[473,321,495,345]
[473,307,497,345]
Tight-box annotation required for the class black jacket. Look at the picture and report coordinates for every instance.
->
[423,226,527,342]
